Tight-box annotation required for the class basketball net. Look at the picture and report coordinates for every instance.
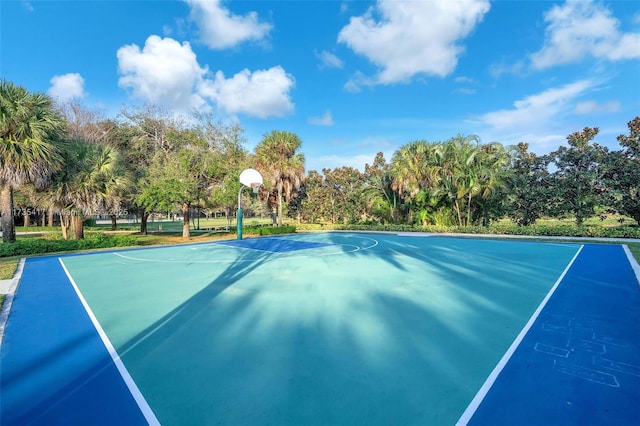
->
[250,183,260,194]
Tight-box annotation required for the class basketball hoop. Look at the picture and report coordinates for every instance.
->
[237,168,264,240]
[239,168,263,187]
[250,182,261,194]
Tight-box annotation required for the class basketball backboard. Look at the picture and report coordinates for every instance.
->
[239,168,263,187]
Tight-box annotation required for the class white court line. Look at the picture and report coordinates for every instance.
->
[59,258,161,426]
[112,237,379,264]
[455,244,584,426]
[622,245,640,289]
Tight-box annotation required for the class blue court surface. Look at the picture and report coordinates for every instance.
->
[1,232,639,425]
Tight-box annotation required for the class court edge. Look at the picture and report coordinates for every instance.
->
[58,258,161,426]
[455,245,585,425]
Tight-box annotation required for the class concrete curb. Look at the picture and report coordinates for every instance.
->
[0,258,26,344]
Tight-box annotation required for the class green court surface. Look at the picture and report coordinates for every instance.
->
[59,233,582,425]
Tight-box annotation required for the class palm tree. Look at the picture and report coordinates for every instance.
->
[363,152,397,224]
[472,142,514,225]
[390,141,441,223]
[255,131,305,226]
[0,80,65,242]
[434,135,482,226]
[50,139,130,239]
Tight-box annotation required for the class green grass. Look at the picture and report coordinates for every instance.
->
[627,242,640,263]
[0,258,19,280]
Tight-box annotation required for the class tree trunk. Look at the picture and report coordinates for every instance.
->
[60,214,70,239]
[23,209,31,227]
[0,182,16,243]
[110,215,117,230]
[41,210,46,227]
[182,202,191,238]
[392,194,398,225]
[72,215,84,239]
[48,206,54,227]
[140,208,149,235]
[454,200,463,226]
[277,190,283,226]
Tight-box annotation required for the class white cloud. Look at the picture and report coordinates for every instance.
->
[479,79,595,129]
[48,73,87,100]
[488,59,526,79]
[201,66,295,118]
[185,0,272,49]
[472,79,612,153]
[574,100,620,115]
[315,50,344,69]
[454,75,476,95]
[308,110,334,126]
[117,36,208,112]
[530,0,640,69]
[117,35,294,118]
[343,71,375,93]
[454,76,476,84]
[454,88,476,95]
[338,0,490,86]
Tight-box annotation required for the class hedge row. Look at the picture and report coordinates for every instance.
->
[257,225,296,236]
[2,222,637,258]
[0,233,141,257]
[297,222,640,239]
[0,226,298,258]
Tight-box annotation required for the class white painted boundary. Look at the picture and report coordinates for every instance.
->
[0,258,26,344]
[455,245,584,425]
[112,236,379,264]
[58,258,160,426]
[622,245,640,288]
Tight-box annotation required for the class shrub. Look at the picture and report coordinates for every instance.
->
[258,225,296,236]
[0,233,141,258]
[313,223,640,239]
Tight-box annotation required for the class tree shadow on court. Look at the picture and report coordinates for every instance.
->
[103,233,583,424]
[117,247,274,357]
[107,244,290,423]
[321,232,581,309]
[1,256,150,426]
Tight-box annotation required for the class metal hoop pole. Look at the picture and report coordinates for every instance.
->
[237,185,246,240]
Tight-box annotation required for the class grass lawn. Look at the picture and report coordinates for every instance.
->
[0,258,19,280]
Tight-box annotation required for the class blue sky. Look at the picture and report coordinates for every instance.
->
[2,0,639,172]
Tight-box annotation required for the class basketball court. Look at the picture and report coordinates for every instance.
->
[1,232,639,425]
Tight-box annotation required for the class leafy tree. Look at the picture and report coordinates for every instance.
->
[604,117,640,224]
[140,137,211,238]
[195,114,248,223]
[255,131,305,226]
[0,80,65,242]
[549,127,609,226]
[363,152,398,224]
[506,143,552,226]
[322,166,366,224]
[118,105,188,234]
[297,170,325,223]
